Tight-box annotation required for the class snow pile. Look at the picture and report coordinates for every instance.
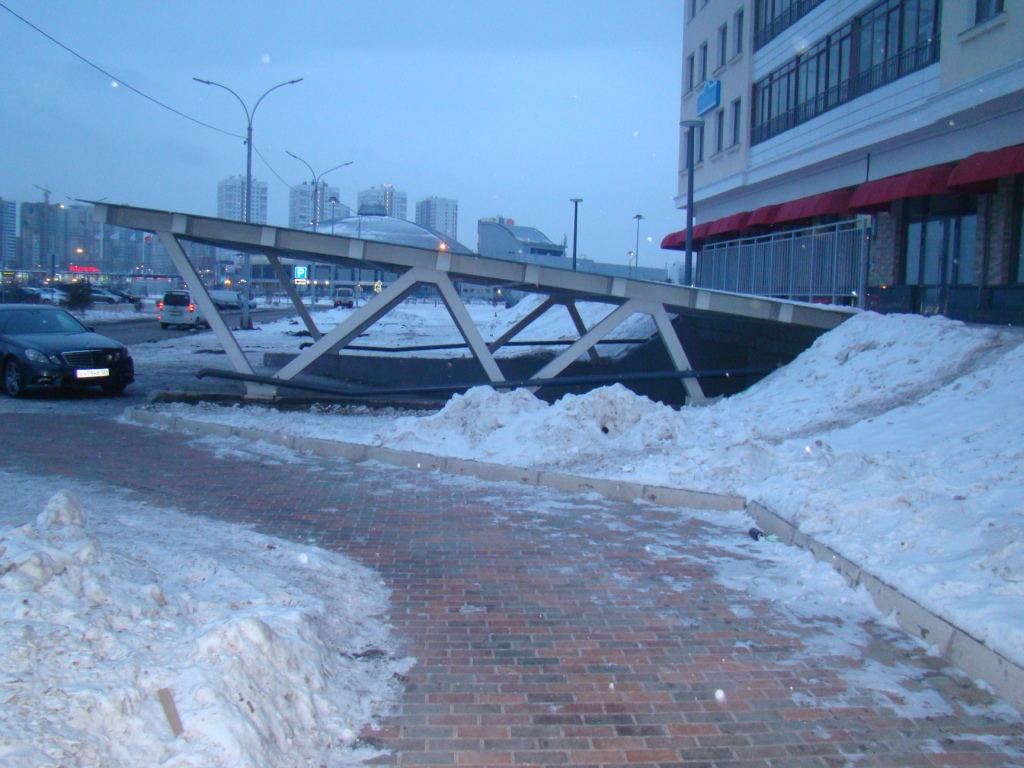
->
[0,489,409,768]
[378,311,1024,665]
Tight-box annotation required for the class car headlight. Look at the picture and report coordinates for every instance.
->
[25,349,61,365]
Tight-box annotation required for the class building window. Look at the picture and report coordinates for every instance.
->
[699,42,708,84]
[976,0,1005,24]
[734,8,745,56]
[751,0,940,145]
[754,0,828,50]
[689,0,697,20]
[730,98,742,146]
[717,24,728,69]
[714,108,725,154]
[903,195,979,289]
[686,54,696,92]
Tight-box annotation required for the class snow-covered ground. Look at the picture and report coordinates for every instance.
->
[4,295,1024,764]
[134,297,1024,673]
[0,476,410,768]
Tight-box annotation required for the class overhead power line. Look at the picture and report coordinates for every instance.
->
[1,4,334,201]
[0,1,242,139]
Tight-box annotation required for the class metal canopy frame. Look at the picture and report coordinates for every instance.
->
[93,203,854,403]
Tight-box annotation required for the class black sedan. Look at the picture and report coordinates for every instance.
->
[0,304,135,397]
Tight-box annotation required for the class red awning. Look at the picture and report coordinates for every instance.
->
[746,204,782,227]
[660,222,713,250]
[773,189,853,224]
[849,165,955,212]
[948,143,1024,190]
[707,211,752,236]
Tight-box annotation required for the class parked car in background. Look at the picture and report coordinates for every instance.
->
[209,289,243,310]
[0,304,134,396]
[0,286,42,304]
[39,287,69,306]
[334,287,355,308]
[89,287,121,304]
[157,289,207,329]
[109,288,144,306]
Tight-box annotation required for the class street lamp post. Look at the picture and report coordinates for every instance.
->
[633,214,644,278]
[286,152,353,234]
[287,153,352,306]
[570,198,582,271]
[194,76,303,329]
[679,120,704,286]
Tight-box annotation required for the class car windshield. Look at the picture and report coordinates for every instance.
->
[1,309,88,335]
[164,293,191,306]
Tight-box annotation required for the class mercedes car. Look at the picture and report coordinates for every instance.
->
[0,304,135,397]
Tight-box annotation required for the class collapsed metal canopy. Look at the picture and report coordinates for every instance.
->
[92,202,855,403]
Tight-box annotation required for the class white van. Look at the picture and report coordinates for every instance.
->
[157,290,207,329]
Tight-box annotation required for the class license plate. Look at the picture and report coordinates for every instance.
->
[76,368,109,379]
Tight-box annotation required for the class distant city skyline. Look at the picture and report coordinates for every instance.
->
[0,1,684,270]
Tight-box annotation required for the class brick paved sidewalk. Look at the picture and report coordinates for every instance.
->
[2,412,1022,767]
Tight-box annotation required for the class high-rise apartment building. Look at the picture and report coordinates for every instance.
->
[665,0,1024,325]
[217,175,268,224]
[357,184,407,219]
[18,201,62,274]
[289,181,344,230]
[415,197,459,240]
[0,198,16,270]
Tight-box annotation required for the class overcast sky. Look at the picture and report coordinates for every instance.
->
[0,1,686,269]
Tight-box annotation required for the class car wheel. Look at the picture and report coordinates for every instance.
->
[4,358,26,398]
[160,323,169,329]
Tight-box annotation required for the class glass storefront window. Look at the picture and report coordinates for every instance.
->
[903,195,978,286]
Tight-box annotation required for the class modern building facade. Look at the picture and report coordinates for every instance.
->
[415,196,459,240]
[217,175,268,224]
[477,216,567,261]
[0,198,16,270]
[289,181,343,231]
[665,0,1024,324]
[358,184,407,219]
[17,201,62,276]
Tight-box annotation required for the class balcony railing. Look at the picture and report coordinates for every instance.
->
[753,0,827,51]
[752,37,939,145]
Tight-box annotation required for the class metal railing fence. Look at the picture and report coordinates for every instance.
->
[697,220,867,305]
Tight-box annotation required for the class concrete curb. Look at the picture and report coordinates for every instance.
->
[746,501,1024,713]
[122,406,1023,714]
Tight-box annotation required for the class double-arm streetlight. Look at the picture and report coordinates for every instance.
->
[286,152,353,234]
[194,75,303,328]
[570,198,582,271]
[633,213,644,278]
[679,119,704,286]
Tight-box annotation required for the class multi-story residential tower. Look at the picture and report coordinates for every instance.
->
[217,175,268,224]
[289,181,344,230]
[415,196,459,240]
[18,201,62,275]
[0,198,16,270]
[666,1,1024,324]
[357,184,407,219]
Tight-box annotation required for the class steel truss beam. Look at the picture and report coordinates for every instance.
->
[97,203,852,404]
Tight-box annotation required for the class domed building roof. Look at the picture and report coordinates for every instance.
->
[322,214,473,255]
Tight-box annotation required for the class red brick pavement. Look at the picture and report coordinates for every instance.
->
[2,412,1022,767]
